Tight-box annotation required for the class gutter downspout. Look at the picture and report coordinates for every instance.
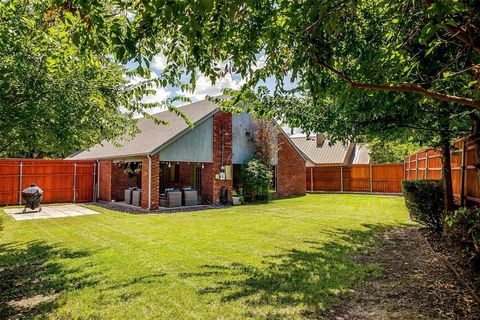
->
[96,160,100,202]
[221,124,225,167]
[147,154,152,210]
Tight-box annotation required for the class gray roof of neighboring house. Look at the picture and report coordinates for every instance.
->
[349,143,371,164]
[290,136,371,165]
[68,99,219,160]
[290,136,351,164]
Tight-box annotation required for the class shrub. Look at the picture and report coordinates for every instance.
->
[241,159,273,202]
[446,207,480,268]
[402,180,444,233]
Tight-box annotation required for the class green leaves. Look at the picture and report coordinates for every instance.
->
[198,0,214,13]
[241,159,273,202]
[0,0,147,158]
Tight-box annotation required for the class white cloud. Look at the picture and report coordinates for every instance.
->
[177,73,244,101]
[140,86,172,115]
[152,53,168,71]
[125,75,172,116]
[252,55,267,71]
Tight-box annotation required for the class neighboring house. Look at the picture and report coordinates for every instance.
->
[290,133,371,167]
[68,98,307,209]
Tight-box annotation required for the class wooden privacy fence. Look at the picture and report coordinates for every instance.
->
[0,159,97,206]
[306,163,405,194]
[405,137,480,206]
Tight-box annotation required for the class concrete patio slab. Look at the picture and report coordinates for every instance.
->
[3,204,100,221]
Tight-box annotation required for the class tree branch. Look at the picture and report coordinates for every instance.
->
[444,24,480,55]
[315,59,480,109]
[423,0,480,54]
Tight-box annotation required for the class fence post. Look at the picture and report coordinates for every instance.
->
[340,166,344,192]
[408,155,411,179]
[93,163,97,202]
[73,163,77,203]
[18,161,23,205]
[369,164,373,193]
[310,167,313,191]
[415,152,419,180]
[460,140,467,207]
[425,151,429,179]
[403,159,406,181]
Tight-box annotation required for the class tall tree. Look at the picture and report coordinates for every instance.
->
[367,139,423,164]
[53,0,479,110]
[47,0,480,176]
[0,1,185,158]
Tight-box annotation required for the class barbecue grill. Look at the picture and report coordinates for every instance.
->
[21,184,43,213]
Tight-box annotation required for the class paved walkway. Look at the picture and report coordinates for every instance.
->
[3,204,100,221]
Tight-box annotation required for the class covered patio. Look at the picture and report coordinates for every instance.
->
[68,99,307,211]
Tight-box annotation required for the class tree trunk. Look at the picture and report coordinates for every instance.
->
[470,113,480,186]
[440,135,454,223]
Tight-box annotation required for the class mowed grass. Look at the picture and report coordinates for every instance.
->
[0,194,411,319]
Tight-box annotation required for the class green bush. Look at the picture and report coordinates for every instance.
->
[241,159,273,202]
[402,180,444,233]
[446,207,480,268]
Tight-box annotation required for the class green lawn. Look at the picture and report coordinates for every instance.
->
[0,194,411,319]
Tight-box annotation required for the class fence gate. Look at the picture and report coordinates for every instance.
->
[0,159,96,206]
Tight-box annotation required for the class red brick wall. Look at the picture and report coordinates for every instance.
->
[202,112,233,204]
[141,154,160,209]
[201,163,214,203]
[276,132,306,197]
[98,160,142,202]
[111,163,140,201]
[99,160,113,201]
[179,163,191,187]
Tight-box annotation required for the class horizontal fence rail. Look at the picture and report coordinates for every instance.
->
[0,159,96,206]
[306,163,404,194]
[405,137,480,206]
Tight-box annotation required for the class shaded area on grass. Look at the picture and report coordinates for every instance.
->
[181,224,398,318]
[0,241,96,318]
[332,227,480,319]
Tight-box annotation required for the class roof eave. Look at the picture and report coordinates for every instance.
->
[66,152,149,161]
[278,128,312,163]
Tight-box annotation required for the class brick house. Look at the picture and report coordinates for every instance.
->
[68,99,306,209]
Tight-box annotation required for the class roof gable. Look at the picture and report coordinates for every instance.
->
[68,99,219,160]
[290,136,351,165]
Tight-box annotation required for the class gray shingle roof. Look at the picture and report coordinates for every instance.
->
[68,99,219,160]
[290,136,351,164]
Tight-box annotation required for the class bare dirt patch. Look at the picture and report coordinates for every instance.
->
[330,227,480,320]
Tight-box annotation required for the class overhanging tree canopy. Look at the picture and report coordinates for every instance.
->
[52,0,479,110]
[1,1,188,158]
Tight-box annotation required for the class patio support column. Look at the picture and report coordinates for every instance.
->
[98,160,113,201]
[141,154,160,210]
[207,112,233,204]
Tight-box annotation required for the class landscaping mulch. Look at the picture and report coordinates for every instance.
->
[92,201,225,214]
[330,227,480,320]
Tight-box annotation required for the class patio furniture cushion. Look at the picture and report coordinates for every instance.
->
[166,191,182,207]
[183,190,198,206]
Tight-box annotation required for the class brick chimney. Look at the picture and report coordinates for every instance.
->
[316,133,325,147]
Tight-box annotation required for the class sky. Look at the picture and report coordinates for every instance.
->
[126,53,303,135]
[126,53,282,115]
